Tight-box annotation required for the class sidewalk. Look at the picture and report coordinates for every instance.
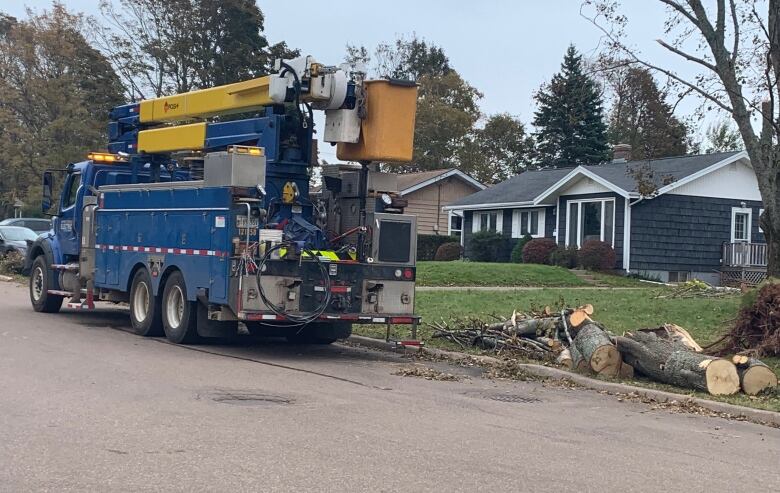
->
[416,285,645,291]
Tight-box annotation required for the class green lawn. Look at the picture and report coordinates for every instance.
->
[416,261,587,287]
[586,271,656,288]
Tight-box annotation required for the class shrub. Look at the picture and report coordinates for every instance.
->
[434,242,463,261]
[0,251,25,275]
[521,238,557,265]
[468,231,505,262]
[417,234,458,261]
[510,234,533,263]
[549,245,578,269]
[578,240,617,271]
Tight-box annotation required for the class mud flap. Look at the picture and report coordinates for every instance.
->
[196,302,238,338]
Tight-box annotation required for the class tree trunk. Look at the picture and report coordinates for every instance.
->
[573,323,621,376]
[614,332,740,395]
[760,208,780,278]
[732,355,778,395]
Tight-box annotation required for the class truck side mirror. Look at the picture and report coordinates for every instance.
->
[42,171,53,213]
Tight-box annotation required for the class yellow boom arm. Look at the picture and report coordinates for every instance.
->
[138,76,273,124]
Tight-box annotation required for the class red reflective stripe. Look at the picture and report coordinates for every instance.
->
[95,244,227,257]
[390,317,415,324]
[330,286,351,293]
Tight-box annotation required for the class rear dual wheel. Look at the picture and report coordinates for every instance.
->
[129,268,163,336]
[161,271,199,344]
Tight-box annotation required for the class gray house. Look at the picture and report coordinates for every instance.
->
[444,150,765,285]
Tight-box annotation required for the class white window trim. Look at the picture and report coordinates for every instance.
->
[448,210,463,239]
[759,208,764,234]
[472,210,503,234]
[731,207,752,243]
[511,209,546,238]
[565,198,616,248]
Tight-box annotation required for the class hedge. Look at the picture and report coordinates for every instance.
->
[417,234,459,261]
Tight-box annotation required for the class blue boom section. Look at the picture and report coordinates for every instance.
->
[107,105,321,247]
[94,186,237,304]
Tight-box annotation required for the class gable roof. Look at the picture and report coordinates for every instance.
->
[445,168,571,209]
[446,151,748,210]
[398,168,485,195]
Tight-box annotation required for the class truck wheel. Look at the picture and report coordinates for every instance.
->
[129,268,163,336]
[29,255,63,313]
[161,271,199,344]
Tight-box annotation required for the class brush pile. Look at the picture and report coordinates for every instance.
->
[430,305,778,396]
[713,281,780,357]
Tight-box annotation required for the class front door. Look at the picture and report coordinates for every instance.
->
[57,171,82,258]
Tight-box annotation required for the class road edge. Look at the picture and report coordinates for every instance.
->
[346,334,780,427]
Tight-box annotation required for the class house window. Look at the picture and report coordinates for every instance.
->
[449,211,463,238]
[512,209,545,238]
[731,207,752,243]
[472,210,502,234]
[668,271,690,283]
[566,199,615,247]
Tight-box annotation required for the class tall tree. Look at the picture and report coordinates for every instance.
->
[704,119,744,153]
[583,0,780,276]
[534,45,610,166]
[0,4,123,217]
[346,35,482,173]
[605,65,688,158]
[98,0,298,99]
[465,114,536,184]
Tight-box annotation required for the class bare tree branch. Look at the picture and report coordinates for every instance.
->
[656,38,717,71]
[729,0,739,63]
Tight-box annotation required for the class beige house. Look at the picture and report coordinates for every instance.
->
[397,169,485,237]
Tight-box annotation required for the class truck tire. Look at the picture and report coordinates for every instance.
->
[29,255,63,313]
[129,268,163,336]
[161,270,199,344]
[286,322,352,345]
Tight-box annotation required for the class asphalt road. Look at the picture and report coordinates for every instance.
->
[0,280,778,492]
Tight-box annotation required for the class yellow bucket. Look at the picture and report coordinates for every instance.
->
[337,80,418,163]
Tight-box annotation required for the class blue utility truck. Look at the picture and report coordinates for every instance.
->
[27,56,420,344]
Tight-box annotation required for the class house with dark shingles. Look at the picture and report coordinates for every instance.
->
[444,150,765,285]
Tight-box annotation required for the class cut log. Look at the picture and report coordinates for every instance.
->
[573,323,621,376]
[556,348,573,369]
[638,324,703,352]
[536,336,562,351]
[614,331,740,395]
[732,356,778,395]
[568,309,589,329]
[578,304,594,316]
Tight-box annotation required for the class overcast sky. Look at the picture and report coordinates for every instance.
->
[4,1,708,161]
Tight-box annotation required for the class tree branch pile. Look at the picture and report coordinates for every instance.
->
[712,282,780,358]
[430,302,777,396]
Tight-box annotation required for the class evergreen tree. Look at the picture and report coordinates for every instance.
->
[606,66,687,159]
[533,45,609,166]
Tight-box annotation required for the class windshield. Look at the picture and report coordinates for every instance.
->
[1,227,38,241]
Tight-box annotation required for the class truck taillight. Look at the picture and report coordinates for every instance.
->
[403,268,413,279]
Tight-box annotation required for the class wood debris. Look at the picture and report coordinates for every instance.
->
[429,301,778,397]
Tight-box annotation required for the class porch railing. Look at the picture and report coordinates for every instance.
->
[722,242,768,267]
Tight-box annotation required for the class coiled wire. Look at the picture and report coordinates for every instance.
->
[256,243,331,325]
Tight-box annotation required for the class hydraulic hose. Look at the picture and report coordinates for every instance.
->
[256,243,331,324]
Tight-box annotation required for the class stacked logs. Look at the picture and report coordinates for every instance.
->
[429,306,778,396]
